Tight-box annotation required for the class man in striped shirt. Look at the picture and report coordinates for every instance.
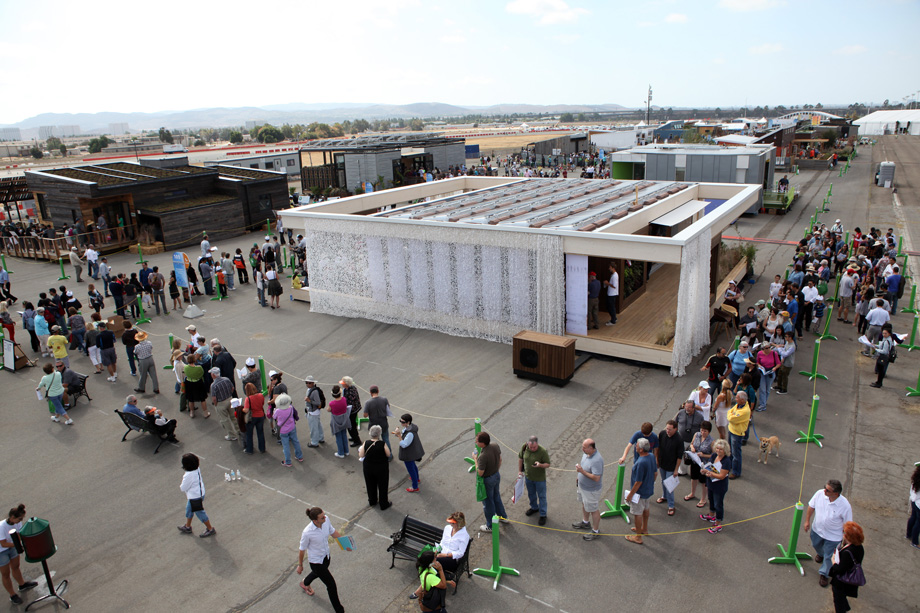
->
[210,368,239,441]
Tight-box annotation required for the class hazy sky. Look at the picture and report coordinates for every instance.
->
[1,0,917,124]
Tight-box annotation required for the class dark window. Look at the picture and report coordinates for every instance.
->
[250,164,260,169]
[258,194,272,210]
[286,159,295,166]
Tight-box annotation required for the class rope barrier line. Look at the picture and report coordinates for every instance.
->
[488,429,619,473]
[260,358,476,422]
[499,504,796,537]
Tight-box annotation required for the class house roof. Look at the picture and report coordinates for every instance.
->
[374,178,692,232]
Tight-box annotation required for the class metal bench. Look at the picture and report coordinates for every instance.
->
[114,409,168,454]
[386,515,471,594]
[70,373,91,405]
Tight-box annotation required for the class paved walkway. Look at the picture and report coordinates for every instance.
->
[0,142,915,611]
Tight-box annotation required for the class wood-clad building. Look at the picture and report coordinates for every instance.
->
[25,160,288,249]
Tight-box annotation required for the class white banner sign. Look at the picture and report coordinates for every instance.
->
[565,254,588,336]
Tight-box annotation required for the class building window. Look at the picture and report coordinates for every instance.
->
[258,194,272,210]
[250,164,260,169]
[675,168,685,181]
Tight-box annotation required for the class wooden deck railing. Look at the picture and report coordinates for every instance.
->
[0,224,139,261]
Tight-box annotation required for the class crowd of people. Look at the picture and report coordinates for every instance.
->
[3,209,910,612]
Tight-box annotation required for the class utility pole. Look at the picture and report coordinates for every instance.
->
[646,85,653,125]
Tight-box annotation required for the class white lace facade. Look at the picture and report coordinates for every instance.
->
[304,217,565,344]
[670,227,712,376]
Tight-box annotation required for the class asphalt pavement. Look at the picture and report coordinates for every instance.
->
[1,139,916,612]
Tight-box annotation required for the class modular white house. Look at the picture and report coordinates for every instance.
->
[280,176,760,376]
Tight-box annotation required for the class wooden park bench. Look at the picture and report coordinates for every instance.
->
[114,409,169,454]
[387,515,472,595]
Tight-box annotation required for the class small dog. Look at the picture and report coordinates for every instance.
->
[757,436,781,464]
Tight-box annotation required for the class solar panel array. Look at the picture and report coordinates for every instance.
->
[377,179,691,232]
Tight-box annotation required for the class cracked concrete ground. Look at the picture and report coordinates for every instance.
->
[0,138,916,611]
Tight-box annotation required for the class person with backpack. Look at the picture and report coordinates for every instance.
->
[304,376,325,448]
[148,266,168,315]
[411,550,453,613]
[869,327,896,388]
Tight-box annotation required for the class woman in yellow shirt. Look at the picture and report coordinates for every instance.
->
[46,325,70,368]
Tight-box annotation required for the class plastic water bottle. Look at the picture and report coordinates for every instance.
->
[236,469,242,481]
[229,470,235,481]
[225,472,230,482]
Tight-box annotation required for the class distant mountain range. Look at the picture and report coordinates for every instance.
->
[1,102,633,133]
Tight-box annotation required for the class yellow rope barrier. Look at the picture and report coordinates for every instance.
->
[499,504,796,537]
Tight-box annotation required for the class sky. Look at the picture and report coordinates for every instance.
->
[1,0,918,124]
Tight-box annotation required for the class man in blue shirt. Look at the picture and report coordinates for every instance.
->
[886,266,903,312]
[625,438,657,545]
[122,394,146,425]
[587,271,601,329]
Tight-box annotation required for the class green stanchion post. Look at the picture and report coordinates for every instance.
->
[828,183,833,197]
[258,356,267,395]
[901,255,911,282]
[135,295,151,324]
[897,236,904,257]
[902,314,920,352]
[902,285,918,314]
[1,253,12,273]
[784,269,789,281]
[600,463,631,524]
[816,305,837,341]
[265,218,271,234]
[826,273,842,305]
[795,394,824,447]
[472,514,520,590]
[838,167,843,178]
[57,257,70,281]
[906,365,920,397]
[731,334,741,351]
[211,278,223,301]
[286,253,295,278]
[464,418,483,473]
[136,244,146,265]
[163,333,174,369]
[767,503,812,575]
[798,338,828,381]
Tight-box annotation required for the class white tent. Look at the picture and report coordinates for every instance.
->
[854,110,920,136]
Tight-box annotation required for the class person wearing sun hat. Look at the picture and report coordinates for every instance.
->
[133,330,160,395]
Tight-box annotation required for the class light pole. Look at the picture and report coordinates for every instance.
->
[130,138,139,162]
[646,85,653,125]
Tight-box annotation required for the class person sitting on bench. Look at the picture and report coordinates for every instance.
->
[145,406,179,443]
[57,361,81,408]
[122,395,178,443]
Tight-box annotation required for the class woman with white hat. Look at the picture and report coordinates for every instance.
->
[688,381,712,421]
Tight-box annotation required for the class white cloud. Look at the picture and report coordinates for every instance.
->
[665,13,688,23]
[834,45,867,55]
[749,43,783,55]
[440,34,466,44]
[719,0,785,11]
[506,0,589,25]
